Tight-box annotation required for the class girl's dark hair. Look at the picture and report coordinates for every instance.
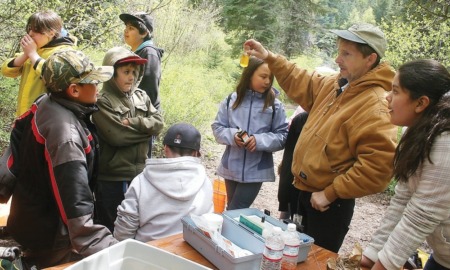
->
[232,56,275,111]
[26,10,63,39]
[125,21,152,41]
[394,59,450,182]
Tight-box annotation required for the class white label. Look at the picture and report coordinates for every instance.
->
[263,246,283,261]
[283,244,300,257]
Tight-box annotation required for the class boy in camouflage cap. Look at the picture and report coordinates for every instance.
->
[42,49,113,93]
[0,49,118,268]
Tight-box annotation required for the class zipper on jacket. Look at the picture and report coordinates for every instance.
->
[241,91,255,181]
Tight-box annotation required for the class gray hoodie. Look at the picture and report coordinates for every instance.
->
[114,156,214,241]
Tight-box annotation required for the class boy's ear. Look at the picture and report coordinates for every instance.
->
[66,83,80,98]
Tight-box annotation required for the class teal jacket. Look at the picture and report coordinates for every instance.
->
[92,48,164,182]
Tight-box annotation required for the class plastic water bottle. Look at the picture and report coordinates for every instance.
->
[281,223,301,270]
[260,226,284,270]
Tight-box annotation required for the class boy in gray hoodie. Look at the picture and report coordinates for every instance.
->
[114,123,214,242]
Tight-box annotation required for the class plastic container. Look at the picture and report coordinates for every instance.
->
[202,212,223,234]
[260,226,284,270]
[213,178,227,213]
[65,238,210,270]
[182,215,262,270]
[222,208,314,263]
[281,223,300,270]
[239,53,249,68]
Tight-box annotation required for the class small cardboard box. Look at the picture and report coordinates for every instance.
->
[65,238,211,270]
[182,215,262,270]
[222,208,314,263]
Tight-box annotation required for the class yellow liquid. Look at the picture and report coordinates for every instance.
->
[240,53,249,67]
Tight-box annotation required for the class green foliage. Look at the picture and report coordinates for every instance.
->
[272,0,326,58]
[153,50,237,156]
[0,77,18,151]
[406,0,450,21]
[160,51,236,129]
[218,0,277,56]
[154,0,226,62]
[386,178,397,196]
[382,14,450,69]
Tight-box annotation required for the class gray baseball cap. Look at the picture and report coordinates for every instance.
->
[331,23,387,57]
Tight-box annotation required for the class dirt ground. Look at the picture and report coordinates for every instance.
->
[204,143,391,255]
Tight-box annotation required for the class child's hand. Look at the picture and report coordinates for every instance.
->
[122,118,130,126]
[234,133,245,148]
[244,136,256,152]
[21,34,37,57]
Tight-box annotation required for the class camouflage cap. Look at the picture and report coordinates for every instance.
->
[42,50,114,93]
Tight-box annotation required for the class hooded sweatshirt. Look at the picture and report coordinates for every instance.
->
[1,35,77,116]
[135,41,164,110]
[92,47,164,182]
[114,156,214,242]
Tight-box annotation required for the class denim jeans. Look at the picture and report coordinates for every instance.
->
[225,180,262,210]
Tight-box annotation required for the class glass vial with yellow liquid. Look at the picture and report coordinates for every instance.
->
[240,46,250,67]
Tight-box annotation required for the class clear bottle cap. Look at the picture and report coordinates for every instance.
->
[273,226,282,234]
[287,223,296,231]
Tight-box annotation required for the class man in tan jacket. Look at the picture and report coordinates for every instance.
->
[244,23,397,252]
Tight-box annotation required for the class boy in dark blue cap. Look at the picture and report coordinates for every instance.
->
[119,12,164,111]
[120,12,165,158]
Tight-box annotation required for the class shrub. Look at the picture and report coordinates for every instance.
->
[153,51,237,157]
[0,77,18,152]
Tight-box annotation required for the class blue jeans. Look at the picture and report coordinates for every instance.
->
[225,180,262,210]
[424,255,450,270]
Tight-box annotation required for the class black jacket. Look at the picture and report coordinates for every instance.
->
[135,43,164,111]
[5,94,117,254]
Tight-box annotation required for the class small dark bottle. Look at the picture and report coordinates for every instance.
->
[237,129,250,143]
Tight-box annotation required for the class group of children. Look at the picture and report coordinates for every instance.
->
[0,9,214,269]
[1,9,449,270]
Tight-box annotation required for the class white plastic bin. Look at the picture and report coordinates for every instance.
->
[65,238,211,270]
[182,215,262,270]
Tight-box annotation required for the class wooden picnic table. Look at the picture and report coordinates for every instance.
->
[44,233,371,270]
